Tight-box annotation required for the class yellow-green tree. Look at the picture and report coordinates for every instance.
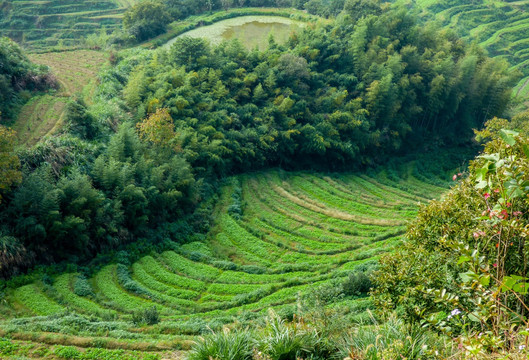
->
[136,108,178,150]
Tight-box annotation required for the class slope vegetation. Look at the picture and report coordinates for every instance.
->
[0,162,448,355]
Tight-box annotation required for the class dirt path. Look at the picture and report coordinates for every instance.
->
[516,75,529,97]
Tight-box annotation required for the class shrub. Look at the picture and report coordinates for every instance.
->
[338,314,447,360]
[212,260,238,271]
[241,265,266,274]
[54,345,81,359]
[0,338,19,356]
[258,311,320,360]
[132,306,160,326]
[188,251,210,262]
[342,271,372,297]
[73,275,94,297]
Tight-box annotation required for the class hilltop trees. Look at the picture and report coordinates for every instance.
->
[123,1,171,42]
[112,4,516,173]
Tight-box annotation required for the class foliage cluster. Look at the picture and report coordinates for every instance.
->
[132,306,160,326]
[0,116,201,277]
[373,117,529,356]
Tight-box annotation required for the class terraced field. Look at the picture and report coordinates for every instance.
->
[0,0,139,51]
[0,165,449,354]
[12,50,107,146]
[411,0,529,98]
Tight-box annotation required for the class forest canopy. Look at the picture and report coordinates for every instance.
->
[116,5,517,174]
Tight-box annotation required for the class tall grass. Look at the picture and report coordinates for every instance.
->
[338,313,450,360]
[187,328,255,360]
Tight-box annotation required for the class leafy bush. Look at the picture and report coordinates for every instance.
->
[132,306,160,326]
[73,275,94,297]
[343,271,372,297]
[241,265,267,274]
[212,260,238,271]
[65,98,99,140]
[54,345,81,359]
[0,338,19,356]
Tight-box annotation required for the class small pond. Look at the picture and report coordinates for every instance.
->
[166,15,304,50]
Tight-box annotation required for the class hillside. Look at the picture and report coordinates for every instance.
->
[0,162,451,358]
[410,0,529,99]
[12,50,108,145]
[1,1,528,359]
[0,0,138,51]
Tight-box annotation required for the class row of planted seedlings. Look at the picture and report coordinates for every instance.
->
[246,174,405,241]
[278,173,415,219]
[247,175,388,236]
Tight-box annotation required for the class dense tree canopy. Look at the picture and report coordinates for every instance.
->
[114,5,517,174]
[123,1,172,42]
[0,126,21,203]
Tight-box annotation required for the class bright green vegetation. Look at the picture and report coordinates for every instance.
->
[167,16,304,51]
[11,50,107,145]
[409,0,529,99]
[0,338,168,359]
[0,163,449,351]
[0,0,138,51]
